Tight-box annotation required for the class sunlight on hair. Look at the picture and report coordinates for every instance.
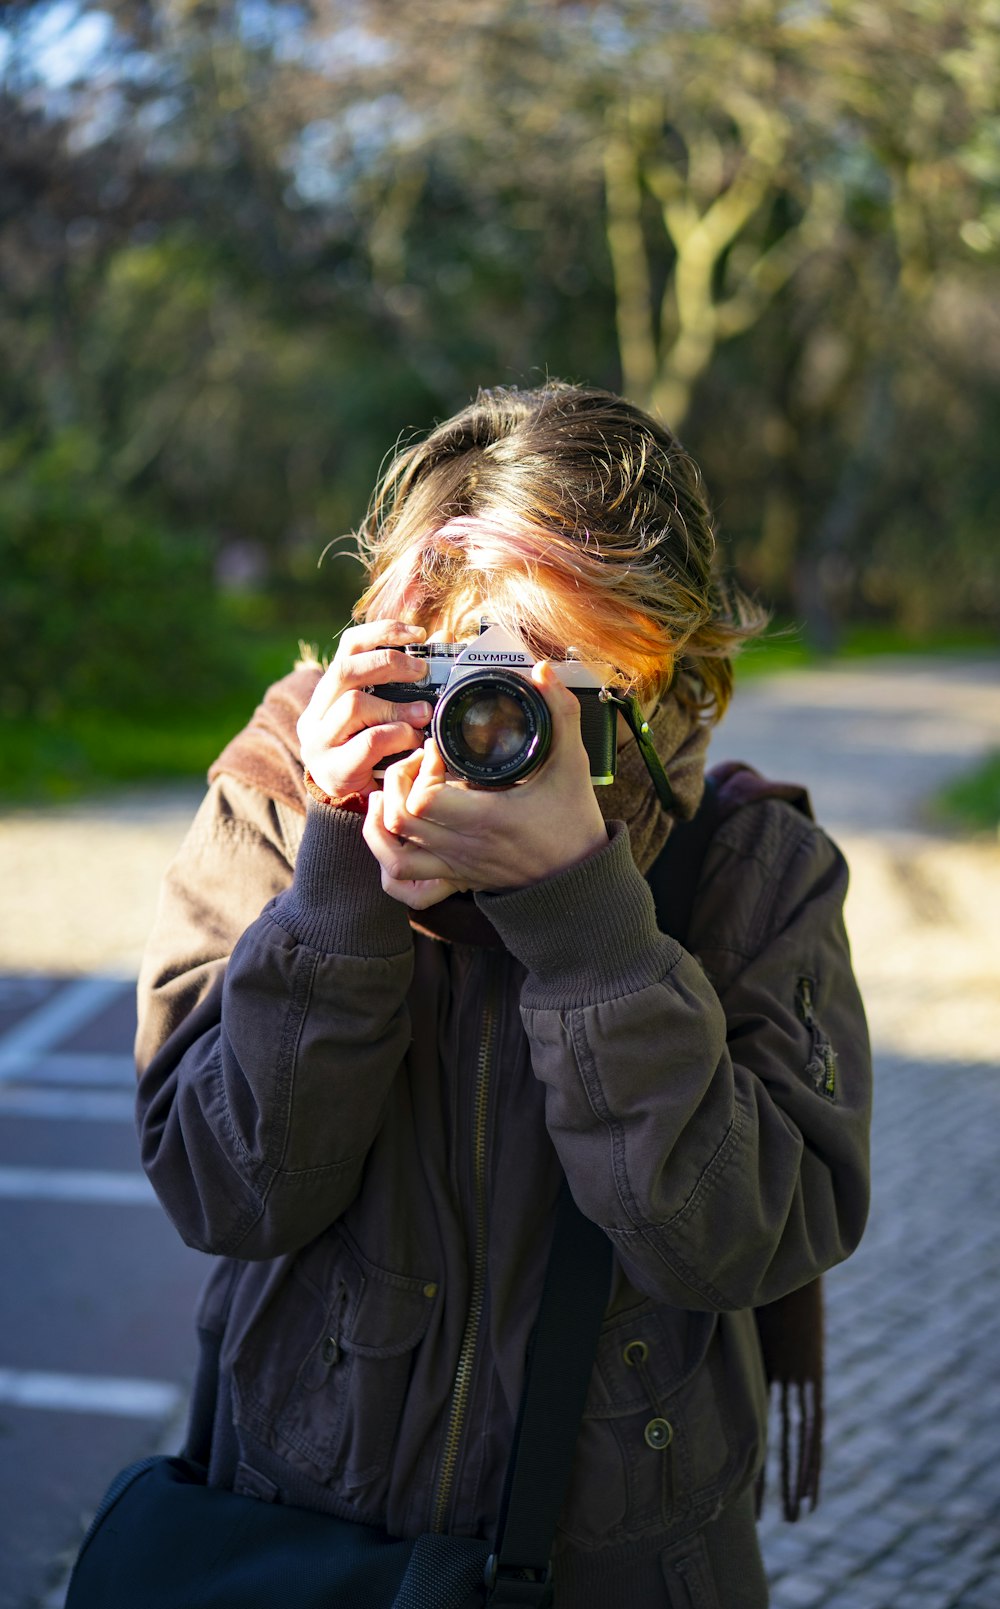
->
[351,382,768,719]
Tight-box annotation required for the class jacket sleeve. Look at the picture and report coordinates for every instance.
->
[477,806,872,1312]
[135,777,414,1259]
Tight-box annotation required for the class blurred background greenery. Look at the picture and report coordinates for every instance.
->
[1,0,998,805]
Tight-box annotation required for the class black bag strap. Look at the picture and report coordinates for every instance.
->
[645,772,720,942]
[486,1181,612,1604]
[483,772,725,1602]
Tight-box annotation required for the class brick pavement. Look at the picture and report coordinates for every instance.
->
[758,1051,1000,1608]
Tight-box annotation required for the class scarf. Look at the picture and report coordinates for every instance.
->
[209,667,321,813]
[597,689,709,874]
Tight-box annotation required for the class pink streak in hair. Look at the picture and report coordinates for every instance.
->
[431,512,563,573]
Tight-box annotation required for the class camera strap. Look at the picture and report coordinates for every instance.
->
[609,695,677,813]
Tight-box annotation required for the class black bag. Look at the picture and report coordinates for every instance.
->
[67,1456,491,1609]
[65,1182,612,1609]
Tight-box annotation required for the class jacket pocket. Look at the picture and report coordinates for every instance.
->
[231,1224,437,1492]
[796,976,838,1100]
[558,1304,743,1548]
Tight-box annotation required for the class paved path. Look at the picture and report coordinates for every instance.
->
[714,654,1000,1067]
[711,653,999,838]
[713,655,1000,1608]
[0,975,206,1609]
[0,653,998,1607]
[757,1049,1000,1608]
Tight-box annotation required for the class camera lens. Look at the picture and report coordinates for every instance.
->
[432,672,552,785]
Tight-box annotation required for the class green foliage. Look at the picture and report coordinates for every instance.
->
[0,0,998,744]
[0,429,253,722]
[929,752,1000,837]
[0,600,342,802]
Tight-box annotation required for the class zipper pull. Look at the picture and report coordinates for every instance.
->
[796,976,816,1027]
[820,1042,837,1099]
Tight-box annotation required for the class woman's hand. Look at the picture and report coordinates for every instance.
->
[365,779,468,910]
[296,620,432,807]
[363,661,608,901]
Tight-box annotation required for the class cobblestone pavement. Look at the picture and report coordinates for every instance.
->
[722,656,1000,1608]
[757,1051,1000,1608]
[2,654,999,1607]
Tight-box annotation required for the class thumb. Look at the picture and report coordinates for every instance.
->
[419,737,448,783]
[406,738,448,814]
[532,660,581,749]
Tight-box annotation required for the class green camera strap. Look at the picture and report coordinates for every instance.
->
[610,695,677,814]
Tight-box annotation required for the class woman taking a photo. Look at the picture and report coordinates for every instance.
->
[135,381,871,1607]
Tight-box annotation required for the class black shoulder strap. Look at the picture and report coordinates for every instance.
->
[485,770,736,1600]
[487,1181,612,1604]
[646,772,720,944]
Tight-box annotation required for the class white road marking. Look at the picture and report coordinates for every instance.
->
[0,976,130,1083]
[1,1052,135,1087]
[0,977,53,1009]
[0,1368,182,1418]
[0,1166,155,1204]
[0,1088,136,1122]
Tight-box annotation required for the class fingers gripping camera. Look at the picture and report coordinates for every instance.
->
[368,624,618,787]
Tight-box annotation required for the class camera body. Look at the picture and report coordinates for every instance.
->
[370,623,618,787]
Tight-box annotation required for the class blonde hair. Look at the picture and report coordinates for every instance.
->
[352,382,765,720]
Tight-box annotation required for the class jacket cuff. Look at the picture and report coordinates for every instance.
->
[476,821,681,1006]
[270,800,412,957]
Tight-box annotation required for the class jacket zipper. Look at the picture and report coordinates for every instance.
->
[430,969,498,1531]
[796,977,837,1099]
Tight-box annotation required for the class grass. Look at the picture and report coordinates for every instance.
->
[927,752,1000,838]
[735,621,1000,679]
[1,708,260,802]
[0,610,341,807]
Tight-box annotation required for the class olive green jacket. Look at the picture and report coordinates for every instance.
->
[135,680,871,1575]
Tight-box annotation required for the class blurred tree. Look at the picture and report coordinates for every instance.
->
[1,0,998,710]
[308,1,996,409]
[316,0,1000,641]
[1,0,431,619]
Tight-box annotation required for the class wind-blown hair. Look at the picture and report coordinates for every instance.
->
[352,381,765,721]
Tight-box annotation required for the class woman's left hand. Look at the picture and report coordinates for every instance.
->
[364,774,467,911]
[362,662,608,905]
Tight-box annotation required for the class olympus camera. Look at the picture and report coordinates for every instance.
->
[370,623,618,787]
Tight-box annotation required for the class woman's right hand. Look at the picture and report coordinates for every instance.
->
[296,620,432,807]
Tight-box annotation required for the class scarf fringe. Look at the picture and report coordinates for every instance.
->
[755,1376,824,1523]
[753,1276,825,1522]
